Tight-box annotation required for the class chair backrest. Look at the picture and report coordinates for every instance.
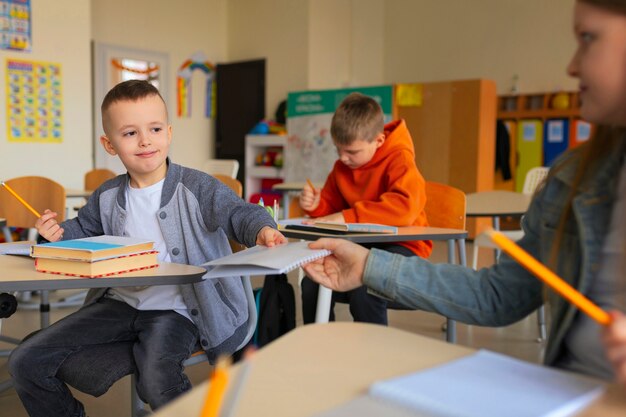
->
[214,174,243,198]
[522,167,549,195]
[213,173,256,348]
[84,168,116,191]
[203,159,240,178]
[289,196,306,219]
[423,181,466,230]
[0,176,66,228]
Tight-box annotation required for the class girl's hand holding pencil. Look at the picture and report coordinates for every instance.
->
[603,311,626,385]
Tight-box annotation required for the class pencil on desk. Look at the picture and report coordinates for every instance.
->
[485,229,611,326]
[199,356,231,417]
[219,359,252,417]
[306,178,315,190]
[0,181,41,218]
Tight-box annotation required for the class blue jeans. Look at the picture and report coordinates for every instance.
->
[8,297,199,417]
[301,243,415,325]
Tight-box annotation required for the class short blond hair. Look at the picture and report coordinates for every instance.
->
[330,93,384,145]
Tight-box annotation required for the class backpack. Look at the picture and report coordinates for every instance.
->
[253,274,296,347]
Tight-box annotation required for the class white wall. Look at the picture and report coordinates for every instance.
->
[0,1,581,190]
[0,0,92,189]
[91,0,228,170]
[227,0,309,118]
[383,0,577,93]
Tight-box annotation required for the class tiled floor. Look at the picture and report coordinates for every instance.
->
[0,241,546,416]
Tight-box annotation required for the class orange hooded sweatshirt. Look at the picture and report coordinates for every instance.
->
[306,119,432,258]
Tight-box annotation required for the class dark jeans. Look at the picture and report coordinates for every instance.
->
[301,243,415,325]
[8,298,199,417]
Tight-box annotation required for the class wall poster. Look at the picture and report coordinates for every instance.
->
[285,86,393,183]
[0,0,31,52]
[6,59,63,142]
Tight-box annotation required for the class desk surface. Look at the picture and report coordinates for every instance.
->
[64,188,93,199]
[281,225,467,243]
[466,190,532,217]
[152,322,626,417]
[272,182,323,192]
[0,254,206,291]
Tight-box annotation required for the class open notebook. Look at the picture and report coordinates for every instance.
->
[203,241,331,278]
[316,350,605,417]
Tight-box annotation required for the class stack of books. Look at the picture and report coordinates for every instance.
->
[31,235,158,278]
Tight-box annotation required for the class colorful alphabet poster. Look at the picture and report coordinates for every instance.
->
[6,59,63,142]
[0,0,31,52]
[285,86,393,182]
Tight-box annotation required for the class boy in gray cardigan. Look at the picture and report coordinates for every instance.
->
[9,80,285,417]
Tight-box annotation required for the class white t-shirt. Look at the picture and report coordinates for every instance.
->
[106,179,191,320]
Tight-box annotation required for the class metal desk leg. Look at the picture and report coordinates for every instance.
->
[281,193,291,220]
[446,240,457,343]
[445,239,467,344]
[315,286,332,323]
[493,216,502,261]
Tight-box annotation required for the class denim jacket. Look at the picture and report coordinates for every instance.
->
[364,144,624,366]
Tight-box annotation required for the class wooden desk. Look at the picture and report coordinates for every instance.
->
[466,190,531,223]
[0,254,206,292]
[281,225,468,342]
[151,322,626,417]
[0,253,207,392]
[466,190,531,260]
[64,188,93,199]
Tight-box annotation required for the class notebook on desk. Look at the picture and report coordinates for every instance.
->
[316,350,605,417]
[278,219,398,235]
[203,241,331,278]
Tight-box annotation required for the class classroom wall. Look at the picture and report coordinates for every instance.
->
[0,1,92,189]
[91,0,228,171]
[384,0,577,93]
[227,0,309,118]
[308,0,384,90]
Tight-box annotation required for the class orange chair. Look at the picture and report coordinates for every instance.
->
[84,168,116,191]
[0,176,67,329]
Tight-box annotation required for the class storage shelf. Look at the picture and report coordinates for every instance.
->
[247,166,284,178]
[245,134,286,202]
[498,108,580,119]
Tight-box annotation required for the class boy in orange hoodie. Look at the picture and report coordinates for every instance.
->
[299,92,432,325]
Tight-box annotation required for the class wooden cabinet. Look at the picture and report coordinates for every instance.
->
[395,79,497,195]
[244,134,286,202]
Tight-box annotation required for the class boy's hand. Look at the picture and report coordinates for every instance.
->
[256,226,287,247]
[35,209,64,242]
[302,238,369,292]
[299,182,320,211]
[303,212,345,225]
[603,310,626,387]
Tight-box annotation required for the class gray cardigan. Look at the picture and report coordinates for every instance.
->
[61,160,275,362]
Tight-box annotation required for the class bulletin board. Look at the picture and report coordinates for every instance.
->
[6,59,63,142]
[0,0,31,52]
[285,85,393,183]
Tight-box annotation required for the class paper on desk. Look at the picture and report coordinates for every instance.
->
[0,242,32,256]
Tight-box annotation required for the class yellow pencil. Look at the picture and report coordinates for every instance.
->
[199,356,231,417]
[306,178,315,190]
[485,229,611,326]
[1,181,41,218]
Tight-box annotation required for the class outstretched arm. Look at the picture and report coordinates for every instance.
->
[302,238,369,292]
